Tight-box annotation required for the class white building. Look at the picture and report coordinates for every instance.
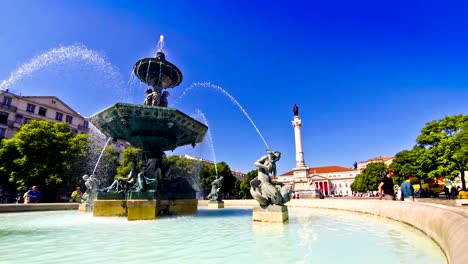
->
[276,166,360,196]
[0,89,89,139]
[357,156,394,171]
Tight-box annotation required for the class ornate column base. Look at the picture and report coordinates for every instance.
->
[252,205,288,223]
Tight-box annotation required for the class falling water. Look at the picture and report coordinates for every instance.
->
[157,35,164,53]
[0,44,123,91]
[181,82,270,149]
[91,137,112,176]
[195,109,218,177]
[145,61,152,83]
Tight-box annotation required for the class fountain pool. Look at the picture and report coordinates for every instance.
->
[0,207,446,264]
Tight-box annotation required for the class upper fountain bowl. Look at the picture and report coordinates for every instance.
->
[133,51,183,88]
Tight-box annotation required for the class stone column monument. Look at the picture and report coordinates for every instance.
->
[291,104,310,181]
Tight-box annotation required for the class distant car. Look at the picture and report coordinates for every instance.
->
[413,183,445,197]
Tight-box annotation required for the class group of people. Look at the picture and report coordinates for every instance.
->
[378,169,417,202]
[443,186,460,200]
[378,168,468,202]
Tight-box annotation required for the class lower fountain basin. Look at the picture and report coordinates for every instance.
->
[0,207,446,263]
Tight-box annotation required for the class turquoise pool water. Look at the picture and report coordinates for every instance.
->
[0,207,446,264]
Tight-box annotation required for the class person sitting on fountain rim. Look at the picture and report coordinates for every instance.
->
[144,88,153,105]
[70,187,83,203]
[23,186,41,204]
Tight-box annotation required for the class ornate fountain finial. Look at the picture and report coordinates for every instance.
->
[133,36,182,90]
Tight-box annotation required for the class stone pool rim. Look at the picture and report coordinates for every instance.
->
[2,199,466,263]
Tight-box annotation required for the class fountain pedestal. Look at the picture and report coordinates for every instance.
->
[127,200,157,221]
[87,48,207,221]
[253,205,289,223]
[208,201,225,209]
[93,200,127,217]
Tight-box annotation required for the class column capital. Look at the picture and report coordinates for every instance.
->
[292,117,302,127]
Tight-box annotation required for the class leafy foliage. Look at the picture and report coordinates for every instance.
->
[116,146,143,178]
[350,162,386,192]
[0,120,91,201]
[416,114,468,189]
[239,169,256,199]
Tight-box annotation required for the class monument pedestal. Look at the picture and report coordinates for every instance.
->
[253,205,288,223]
[208,201,224,209]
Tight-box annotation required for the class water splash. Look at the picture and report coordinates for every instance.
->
[0,44,123,91]
[195,109,218,177]
[157,35,164,53]
[181,82,270,149]
[91,137,112,176]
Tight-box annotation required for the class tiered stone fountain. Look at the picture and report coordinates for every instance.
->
[88,42,207,220]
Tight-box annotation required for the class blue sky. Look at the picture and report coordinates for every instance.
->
[1,0,468,174]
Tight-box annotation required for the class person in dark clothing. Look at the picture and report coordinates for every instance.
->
[378,169,395,200]
[450,186,458,200]
[443,186,450,200]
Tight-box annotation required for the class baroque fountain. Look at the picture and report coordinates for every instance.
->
[0,38,448,264]
[85,37,208,220]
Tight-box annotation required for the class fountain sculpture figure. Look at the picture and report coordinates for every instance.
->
[86,37,207,219]
[207,176,224,202]
[250,150,291,209]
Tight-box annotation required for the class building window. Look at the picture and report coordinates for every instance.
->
[0,127,5,138]
[38,107,47,116]
[27,104,36,113]
[0,111,8,125]
[55,112,63,121]
[339,183,342,188]
[83,120,89,128]
[2,97,12,106]
[345,183,348,187]
[23,118,30,124]
[65,115,73,124]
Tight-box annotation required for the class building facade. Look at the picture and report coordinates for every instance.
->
[0,89,89,139]
[277,166,360,196]
[357,156,394,171]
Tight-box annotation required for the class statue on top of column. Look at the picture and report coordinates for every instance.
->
[293,104,299,116]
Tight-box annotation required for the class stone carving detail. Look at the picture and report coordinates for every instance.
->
[250,150,291,208]
[101,153,171,193]
[143,87,170,107]
[81,174,99,204]
[207,176,224,202]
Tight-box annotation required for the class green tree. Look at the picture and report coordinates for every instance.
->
[239,169,256,199]
[416,115,468,189]
[350,162,387,193]
[116,146,143,178]
[165,155,203,190]
[0,120,91,201]
[200,161,236,197]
